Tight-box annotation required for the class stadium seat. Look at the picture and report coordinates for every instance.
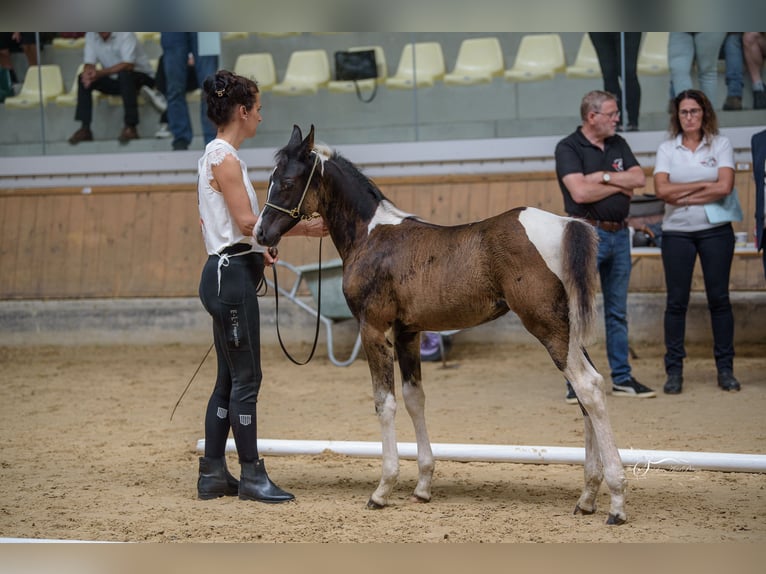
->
[4,65,64,108]
[327,46,387,94]
[565,34,602,79]
[134,32,160,43]
[637,32,670,75]
[385,42,445,89]
[52,35,85,50]
[443,37,504,86]
[272,49,331,95]
[233,52,277,91]
[504,34,566,82]
[223,32,249,41]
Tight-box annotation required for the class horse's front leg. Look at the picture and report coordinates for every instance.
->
[396,331,434,503]
[361,324,399,509]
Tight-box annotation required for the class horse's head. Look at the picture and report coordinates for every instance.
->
[255,124,322,248]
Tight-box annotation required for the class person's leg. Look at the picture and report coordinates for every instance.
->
[117,70,140,128]
[693,32,727,105]
[743,32,766,87]
[590,33,621,103]
[696,225,736,375]
[623,32,642,128]
[190,34,219,145]
[160,32,194,149]
[668,32,695,95]
[597,229,632,385]
[724,33,744,98]
[661,232,698,376]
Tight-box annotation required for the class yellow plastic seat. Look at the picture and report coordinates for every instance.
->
[327,46,387,94]
[637,32,669,75]
[233,53,277,91]
[565,34,602,79]
[443,37,504,86]
[52,36,85,49]
[272,49,330,96]
[54,63,85,106]
[385,42,445,89]
[504,34,566,82]
[134,32,160,43]
[223,32,249,41]
[4,65,64,108]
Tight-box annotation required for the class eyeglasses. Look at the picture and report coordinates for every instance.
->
[679,108,703,118]
[594,110,620,119]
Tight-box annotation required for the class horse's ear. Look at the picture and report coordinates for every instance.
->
[304,124,315,151]
[288,124,303,147]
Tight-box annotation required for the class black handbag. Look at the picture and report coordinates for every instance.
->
[334,49,378,102]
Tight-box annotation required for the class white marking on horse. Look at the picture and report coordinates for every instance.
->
[368,200,416,234]
[518,207,570,281]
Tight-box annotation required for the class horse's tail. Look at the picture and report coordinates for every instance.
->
[561,219,599,345]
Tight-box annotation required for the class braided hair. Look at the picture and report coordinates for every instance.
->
[203,69,259,127]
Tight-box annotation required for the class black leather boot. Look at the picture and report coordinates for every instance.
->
[239,458,295,503]
[197,456,239,500]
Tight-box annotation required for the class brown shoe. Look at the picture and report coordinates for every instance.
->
[118,125,139,144]
[68,127,93,145]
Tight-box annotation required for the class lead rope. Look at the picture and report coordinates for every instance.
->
[170,342,214,421]
[271,236,324,365]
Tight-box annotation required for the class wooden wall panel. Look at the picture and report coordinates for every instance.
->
[0,169,761,300]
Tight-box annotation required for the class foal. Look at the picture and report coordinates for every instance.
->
[256,125,627,524]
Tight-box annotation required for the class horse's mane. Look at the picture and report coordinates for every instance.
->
[322,146,387,203]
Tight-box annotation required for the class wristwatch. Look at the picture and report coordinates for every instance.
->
[602,172,611,183]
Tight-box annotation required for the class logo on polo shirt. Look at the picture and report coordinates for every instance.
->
[700,156,718,168]
[611,158,624,172]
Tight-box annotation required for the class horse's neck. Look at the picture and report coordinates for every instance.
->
[320,160,379,259]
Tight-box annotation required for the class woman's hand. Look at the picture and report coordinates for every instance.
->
[263,246,278,267]
[297,216,329,238]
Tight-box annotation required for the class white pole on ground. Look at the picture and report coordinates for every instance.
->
[195,438,766,473]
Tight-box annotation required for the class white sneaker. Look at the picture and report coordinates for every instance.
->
[140,85,167,113]
[154,123,172,139]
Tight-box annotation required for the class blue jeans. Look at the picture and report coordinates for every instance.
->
[661,225,735,375]
[160,33,218,148]
[723,33,743,98]
[668,32,726,104]
[596,227,633,385]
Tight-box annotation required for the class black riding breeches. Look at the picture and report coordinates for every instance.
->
[199,251,265,462]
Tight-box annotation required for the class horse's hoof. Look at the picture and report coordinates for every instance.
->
[573,504,596,516]
[408,494,430,504]
[366,498,385,510]
[606,513,627,525]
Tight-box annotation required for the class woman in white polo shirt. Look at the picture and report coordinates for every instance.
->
[654,89,740,395]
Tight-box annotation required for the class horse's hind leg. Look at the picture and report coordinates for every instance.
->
[565,349,626,524]
[396,331,434,503]
[361,324,400,509]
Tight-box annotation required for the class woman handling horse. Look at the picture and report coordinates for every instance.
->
[196,71,326,502]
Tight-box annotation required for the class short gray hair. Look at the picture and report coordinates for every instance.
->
[580,90,616,121]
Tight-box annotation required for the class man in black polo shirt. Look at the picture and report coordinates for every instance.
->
[555,90,656,404]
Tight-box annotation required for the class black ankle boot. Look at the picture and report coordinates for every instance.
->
[197,456,239,500]
[239,458,295,503]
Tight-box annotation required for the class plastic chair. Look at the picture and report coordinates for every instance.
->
[52,36,85,49]
[565,34,602,78]
[385,42,445,89]
[272,49,331,95]
[233,53,277,91]
[327,45,387,94]
[4,65,64,108]
[637,32,669,75]
[443,37,504,86]
[134,32,160,43]
[504,34,566,82]
[223,32,249,41]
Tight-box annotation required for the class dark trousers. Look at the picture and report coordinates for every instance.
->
[661,224,735,375]
[589,32,642,127]
[198,252,265,463]
[75,69,154,128]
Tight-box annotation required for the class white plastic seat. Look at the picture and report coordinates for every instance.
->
[385,42,445,89]
[637,32,669,75]
[4,65,64,108]
[233,52,277,91]
[443,37,504,86]
[565,34,602,79]
[504,34,566,82]
[223,32,249,41]
[327,46,387,94]
[54,63,85,106]
[134,32,160,43]
[271,49,330,95]
[52,36,85,49]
